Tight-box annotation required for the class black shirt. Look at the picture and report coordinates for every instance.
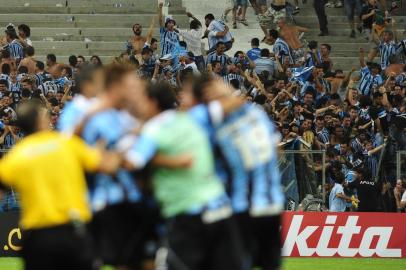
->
[349,179,380,212]
[361,4,378,29]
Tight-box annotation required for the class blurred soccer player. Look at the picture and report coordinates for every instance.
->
[125,81,244,270]
[0,100,121,270]
[58,65,104,135]
[183,75,284,270]
[78,63,148,270]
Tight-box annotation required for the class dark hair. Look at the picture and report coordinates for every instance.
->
[21,88,31,98]
[90,55,103,67]
[75,65,102,93]
[190,19,201,30]
[62,66,73,78]
[2,63,10,75]
[36,61,45,71]
[18,24,31,37]
[0,79,8,86]
[16,99,45,135]
[68,55,78,67]
[5,29,17,39]
[216,41,225,48]
[251,38,260,47]
[230,79,240,90]
[24,46,35,57]
[146,81,177,111]
[77,55,85,61]
[321,43,331,52]
[46,54,56,63]
[308,40,318,50]
[179,41,187,49]
[204,14,215,21]
[359,95,372,108]
[188,73,213,103]
[234,51,244,58]
[141,47,153,55]
[260,48,270,57]
[330,93,340,100]
[211,60,221,68]
[269,29,279,40]
[18,66,29,74]
[151,38,158,45]
[103,62,135,89]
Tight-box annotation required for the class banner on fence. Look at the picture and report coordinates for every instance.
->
[282,212,406,258]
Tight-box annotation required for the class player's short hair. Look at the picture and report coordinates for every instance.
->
[103,62,135,89]
[146,81,177,111]
[16,99,45,135]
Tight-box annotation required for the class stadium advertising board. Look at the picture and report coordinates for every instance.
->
[0,212,405,258]
[0,212,21,257]
[282,212,406,258]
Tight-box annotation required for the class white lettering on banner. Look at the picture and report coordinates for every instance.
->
[336,216,361,257]
[282,215,402,258]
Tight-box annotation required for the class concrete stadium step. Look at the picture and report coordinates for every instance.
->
[0,6,185,14]
[0,0,66,6]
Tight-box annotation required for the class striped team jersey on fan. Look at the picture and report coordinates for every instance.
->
[378,41,397,70]
[358,66,383,96]
[160,27,179,56]
[6,40,24,62]
[213,104,284,216]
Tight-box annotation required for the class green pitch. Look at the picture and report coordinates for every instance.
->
[1,257,406,270]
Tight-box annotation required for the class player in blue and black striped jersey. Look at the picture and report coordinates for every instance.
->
[180,74,284,270]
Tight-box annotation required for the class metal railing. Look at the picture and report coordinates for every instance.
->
[396,151,406,181]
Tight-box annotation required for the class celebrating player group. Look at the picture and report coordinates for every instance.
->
[0,62,284,270]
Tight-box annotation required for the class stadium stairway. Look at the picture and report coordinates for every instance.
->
[181,0,406,71]
[0,0,189,64]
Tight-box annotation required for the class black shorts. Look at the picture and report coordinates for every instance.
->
[166,215,244,270]
[235,213,282,270]
[90,202,159,268]
[22,223,94,270]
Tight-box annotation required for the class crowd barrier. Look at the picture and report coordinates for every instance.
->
[0,211,405,258]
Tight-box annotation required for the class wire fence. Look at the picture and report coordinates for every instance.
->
[0,146,394,212]
[0,147,327,212]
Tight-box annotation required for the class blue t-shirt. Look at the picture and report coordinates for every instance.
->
[329,183,346,212]
[82,110,142,212]
[247,48,261,61]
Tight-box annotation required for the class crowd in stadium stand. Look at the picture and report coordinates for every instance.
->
[1,0,406,216]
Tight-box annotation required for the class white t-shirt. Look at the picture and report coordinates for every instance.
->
[207,20,232,49]
[178,28,203,57]
[401,191,406,203]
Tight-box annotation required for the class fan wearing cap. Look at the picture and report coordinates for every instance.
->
[4,27,24,64]
[158,2,180,57]
[358,47,383,96]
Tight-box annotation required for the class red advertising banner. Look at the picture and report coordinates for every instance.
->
[281,212,406,258]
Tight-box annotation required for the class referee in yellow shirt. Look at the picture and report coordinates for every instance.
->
[0,100,121,270]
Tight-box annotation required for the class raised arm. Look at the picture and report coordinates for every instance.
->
[146,16,156,44]
[158,2,164,27]
[186,12,202,25]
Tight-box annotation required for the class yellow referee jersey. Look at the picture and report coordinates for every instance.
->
[0,131,101,230]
